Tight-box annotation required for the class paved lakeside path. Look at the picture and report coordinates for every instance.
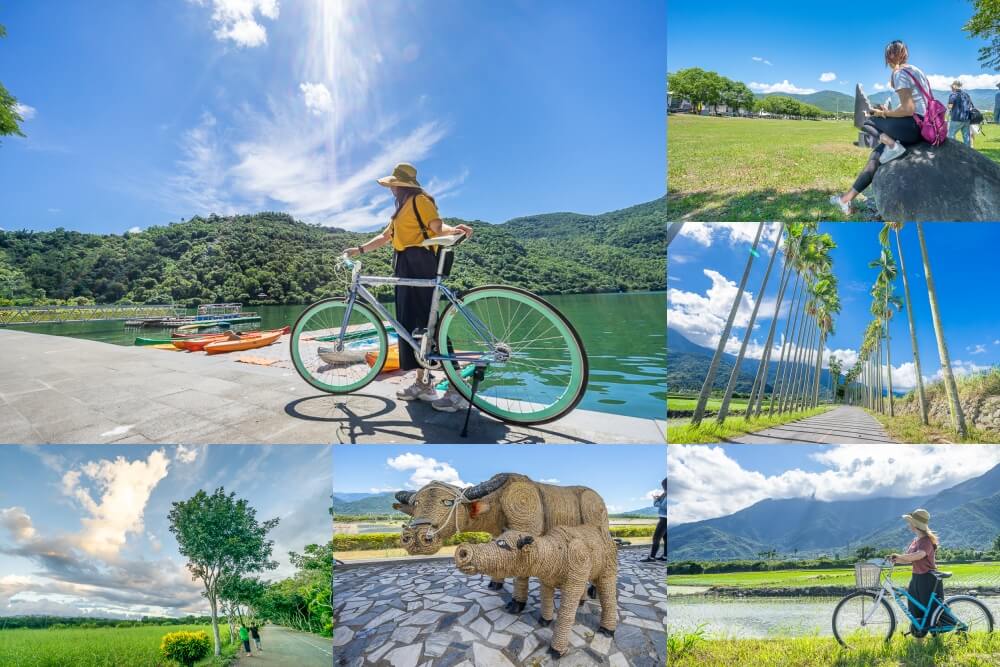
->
[333,547,666,666]
[725,405,897,444]
[233,625,331,666]
[0,328,664,444]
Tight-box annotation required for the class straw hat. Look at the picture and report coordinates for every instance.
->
[952,80,963,89]
[902,508,931,532]
[377,163,422,189]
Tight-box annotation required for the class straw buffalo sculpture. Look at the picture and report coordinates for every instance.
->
[454,526,619,658]
[393,473,608,613]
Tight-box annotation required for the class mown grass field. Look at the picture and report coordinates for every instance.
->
[667,114,1000,221]
[668,633,1000,667]
[668,562,1000,590]
[668,405,834,444]
[667,394,750,413]
[0,624,237,666]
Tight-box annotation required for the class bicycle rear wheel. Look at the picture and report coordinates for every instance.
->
[290,297,388,394]
[832,591,896,647]
[436,286,587,424]
[933,595,995,635]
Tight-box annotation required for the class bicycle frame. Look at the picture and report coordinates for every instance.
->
[335,250,501,367]
[863,564,960,634]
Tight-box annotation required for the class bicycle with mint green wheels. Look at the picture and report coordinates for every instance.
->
[290,233,588,430]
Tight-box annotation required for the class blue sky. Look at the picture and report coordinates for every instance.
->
[668,0,1000,97]
[668,222,1000,393]
[667,444,1000,525]
[1,0,665,235]
[0,445,330,618]
[332,445,666,515]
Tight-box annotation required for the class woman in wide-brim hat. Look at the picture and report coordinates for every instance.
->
[889,508,942,638]
[346,163,473,412]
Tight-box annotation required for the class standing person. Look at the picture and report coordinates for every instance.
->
[345,163,474,413]
[947,80,973,146]
[830,41,930,216]
[640,478,668,563]
[994,82,1000,125]
[888,509,942,638]
[239,624,252,656]
[250,624,262,652]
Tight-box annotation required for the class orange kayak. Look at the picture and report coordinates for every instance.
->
[173,326,289,351]
[204,329,285,355]
[365,343,401,372]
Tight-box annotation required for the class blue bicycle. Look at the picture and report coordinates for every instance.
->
[832,559,994,647]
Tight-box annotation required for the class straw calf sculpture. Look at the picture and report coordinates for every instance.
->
[454,526,619,658]
[393,473,608,613]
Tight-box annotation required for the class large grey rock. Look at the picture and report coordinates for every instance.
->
[872,139,1000,221]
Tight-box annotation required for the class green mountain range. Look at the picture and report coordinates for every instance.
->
[756,89,998,116]
[0,198,665,306]
[669,464,1000,560]
[331,492,657,517]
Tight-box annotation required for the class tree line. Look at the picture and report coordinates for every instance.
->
[668,68,836,119]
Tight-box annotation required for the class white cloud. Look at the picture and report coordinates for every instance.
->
[936,359,991,381]
[60,450,170,559]
[538,478,561,484]
[751,56,772,66]
[967,344,987,355]
[191,0,279,48]
[169,112,234,215]
[926,73,1000,90]
[386,453,467,489]
[749,80,817,95]
[669,444,1000,525]
[13,103,36,120]
[819,72,837,83]
[668,269,757,350]
[125,226,142,235]
[299,82,334,116]
[873,83,887,92]
[0,507,37,541]
[677,222,781,249]
[174,445,199,464]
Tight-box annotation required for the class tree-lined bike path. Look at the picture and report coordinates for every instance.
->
[726,405,897,444]
[233,625,330,666]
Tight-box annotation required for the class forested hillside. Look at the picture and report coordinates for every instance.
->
[0,198,665,306]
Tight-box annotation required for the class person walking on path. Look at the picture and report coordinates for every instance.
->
[888,509,943,638]
[250,624,262,652]
[239,624,253,657]
[830,41,930,216]
[640,478,668,563]
[947,80,973,146]
[345,163,474,413]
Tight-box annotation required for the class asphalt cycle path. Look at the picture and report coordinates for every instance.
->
[233,624,331,666]
[726,405,897,444]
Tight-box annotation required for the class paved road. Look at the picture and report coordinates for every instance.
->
[726,405,897,444]
[234,625,331,666]
[0,328,664,444]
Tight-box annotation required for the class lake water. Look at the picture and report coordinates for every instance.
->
[10,292,665,420]
[668,594,1000,638]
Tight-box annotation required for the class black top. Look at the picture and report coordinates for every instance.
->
[250,626,260,638]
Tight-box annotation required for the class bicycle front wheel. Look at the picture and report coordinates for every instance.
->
[436,286,587,424]
[832,591,896,648]
[933,595,995,635]
[290,298,388,394]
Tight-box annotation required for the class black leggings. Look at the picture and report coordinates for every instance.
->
[649,517,667,558]
[851,116,923,193]
[907,572,944,636]
[394,247,439,372]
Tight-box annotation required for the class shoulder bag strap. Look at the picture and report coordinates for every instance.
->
[412,195,430,240]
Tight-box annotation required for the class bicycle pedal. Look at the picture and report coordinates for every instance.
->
[411,328,426,340]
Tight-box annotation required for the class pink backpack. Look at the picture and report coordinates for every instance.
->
[902,66,948,146]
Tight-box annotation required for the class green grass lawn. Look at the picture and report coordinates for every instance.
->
[668,405,834,444]
[667,114,1000,221]
[668,562,1000,590]
[0,624,238,666]
[668,633,1000,667]
[667,395,750,413]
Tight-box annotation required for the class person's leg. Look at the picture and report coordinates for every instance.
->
[642,517,667,561]
[948,120,961,141]
[394,249,439,399]
[908,574,934,636]
[961,122,971,146]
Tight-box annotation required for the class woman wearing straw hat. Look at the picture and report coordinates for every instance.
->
[889,508,942,638]
[346,163,474,412]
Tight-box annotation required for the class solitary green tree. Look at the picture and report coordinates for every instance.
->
[168,488,279,656]
[0,24,26,142]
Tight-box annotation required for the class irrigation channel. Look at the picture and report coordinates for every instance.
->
[667,589,1000,638]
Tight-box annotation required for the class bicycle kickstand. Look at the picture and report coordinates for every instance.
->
[460,365,487,438]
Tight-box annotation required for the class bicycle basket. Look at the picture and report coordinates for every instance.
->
[854,562,883,590]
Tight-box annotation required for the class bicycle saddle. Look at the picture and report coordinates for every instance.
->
[420,233,465,248]
[930,570,952,579]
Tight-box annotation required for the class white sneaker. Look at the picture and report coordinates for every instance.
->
[396,380,438,402]
[879,142,906,164]
[829,195,851,216]
[432,387,470,413]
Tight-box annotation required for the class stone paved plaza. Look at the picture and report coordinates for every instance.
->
[333,548,666,666]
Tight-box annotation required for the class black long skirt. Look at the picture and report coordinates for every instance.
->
[393,247,439,372]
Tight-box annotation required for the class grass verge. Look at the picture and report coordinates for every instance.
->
[668,405,835,444]
[667,633,1000,667]
[868,411,1000,444]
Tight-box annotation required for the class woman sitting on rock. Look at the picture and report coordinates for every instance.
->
[830,40,931,216]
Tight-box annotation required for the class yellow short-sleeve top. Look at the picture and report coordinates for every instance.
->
[387,193,440,251]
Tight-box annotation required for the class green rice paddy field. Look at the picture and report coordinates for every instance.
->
[669,562,1000,590]
[0,625,236,666]
[667,395,750,413]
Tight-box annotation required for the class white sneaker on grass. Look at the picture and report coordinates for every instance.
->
[432,386,470,413]
[829,195,851,216]
[396,380,438,402]
[879,142,906,164]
